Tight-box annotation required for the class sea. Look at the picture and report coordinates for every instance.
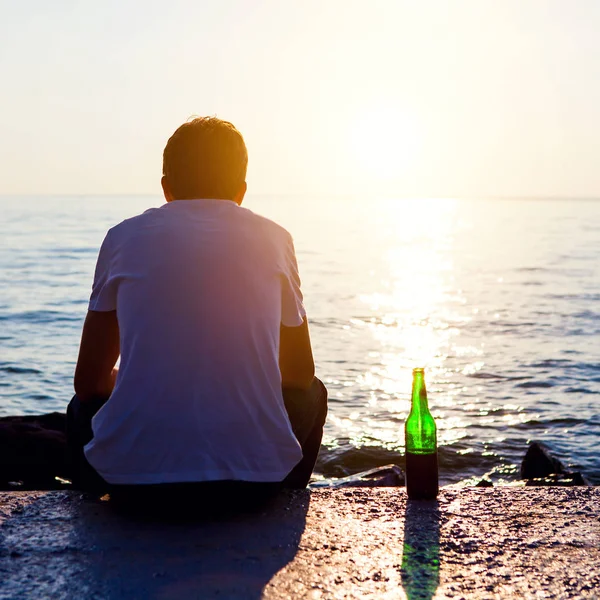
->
[1,195,599,485]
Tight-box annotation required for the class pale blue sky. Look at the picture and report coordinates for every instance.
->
[1,0,600,197]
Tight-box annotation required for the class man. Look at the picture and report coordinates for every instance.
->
[67,117,327,507]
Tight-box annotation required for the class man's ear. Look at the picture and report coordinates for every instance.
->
[233,181,247,206]
[161,176,175,202]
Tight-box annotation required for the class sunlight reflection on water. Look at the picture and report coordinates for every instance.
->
[325,199,481,457]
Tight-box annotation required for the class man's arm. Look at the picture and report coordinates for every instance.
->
[74,310,120,402]
[279,316,315,390]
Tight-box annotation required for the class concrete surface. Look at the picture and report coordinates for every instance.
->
[0,487,598,599]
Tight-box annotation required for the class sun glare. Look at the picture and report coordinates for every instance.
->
[350,105,421,183]
[358,199,462,394]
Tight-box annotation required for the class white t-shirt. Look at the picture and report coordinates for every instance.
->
[84,199,306,485]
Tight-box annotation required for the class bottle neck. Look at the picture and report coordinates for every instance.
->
[410,371,430,412]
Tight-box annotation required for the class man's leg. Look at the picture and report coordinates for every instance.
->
[110,480,282,516]
[66,395,109,492]
[282,377,328,489]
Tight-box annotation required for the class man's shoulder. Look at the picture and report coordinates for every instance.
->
[105,206,163,239]
[106,203,295,250]
[238,206,293,244]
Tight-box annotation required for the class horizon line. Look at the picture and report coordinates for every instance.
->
[1,193,600,201]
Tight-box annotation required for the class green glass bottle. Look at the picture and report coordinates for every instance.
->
[405,368,439,499]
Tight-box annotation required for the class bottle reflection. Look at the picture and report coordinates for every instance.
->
[401,499,440,600]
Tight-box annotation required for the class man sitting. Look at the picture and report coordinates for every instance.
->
[67,117,327,508]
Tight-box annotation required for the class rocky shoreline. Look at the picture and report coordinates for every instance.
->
[0,412,593,491]
[0,413,70,490]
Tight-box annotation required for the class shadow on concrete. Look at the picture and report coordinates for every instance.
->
[401,499,441,600]
[68,490,311,599]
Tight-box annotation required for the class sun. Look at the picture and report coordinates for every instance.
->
[349,104,421,184]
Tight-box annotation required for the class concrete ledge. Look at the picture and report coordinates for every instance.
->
[0,487,598,599]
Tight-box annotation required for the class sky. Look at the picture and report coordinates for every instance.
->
[1,0,600,197]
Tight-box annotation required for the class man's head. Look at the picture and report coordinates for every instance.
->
[162,116,248,203]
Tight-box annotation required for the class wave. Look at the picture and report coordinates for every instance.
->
[515,381,555,388]
[529,359,600,374]
[529,359,573,368]
[47,247,97,255]
[467,372,530,381]
[1,365,42,375]
[510,417,587,429]
[316,441,506,484]
[515,267,548,272]
[0,310,81,324]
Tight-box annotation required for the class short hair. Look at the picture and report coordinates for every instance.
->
[162,117,248,200]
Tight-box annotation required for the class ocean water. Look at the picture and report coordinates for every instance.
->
[1,195,599,485]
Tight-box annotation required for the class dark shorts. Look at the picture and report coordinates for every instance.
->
[66,378,328,509]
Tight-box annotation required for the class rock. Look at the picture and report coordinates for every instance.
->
[0,412,70,490]
[1,487,600,598]
[521,441,566,479]
[310,464,405,488]
[475,477,493,487]
[0,412,66,432]
[521,441,590,486]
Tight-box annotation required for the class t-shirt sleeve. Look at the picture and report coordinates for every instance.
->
[281,233,307,327]
[88,230,118,312]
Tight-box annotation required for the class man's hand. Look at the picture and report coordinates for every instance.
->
[74,310,120,402]
[279,317,315,390]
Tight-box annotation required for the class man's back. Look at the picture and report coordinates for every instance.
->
[84,199,305,485]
